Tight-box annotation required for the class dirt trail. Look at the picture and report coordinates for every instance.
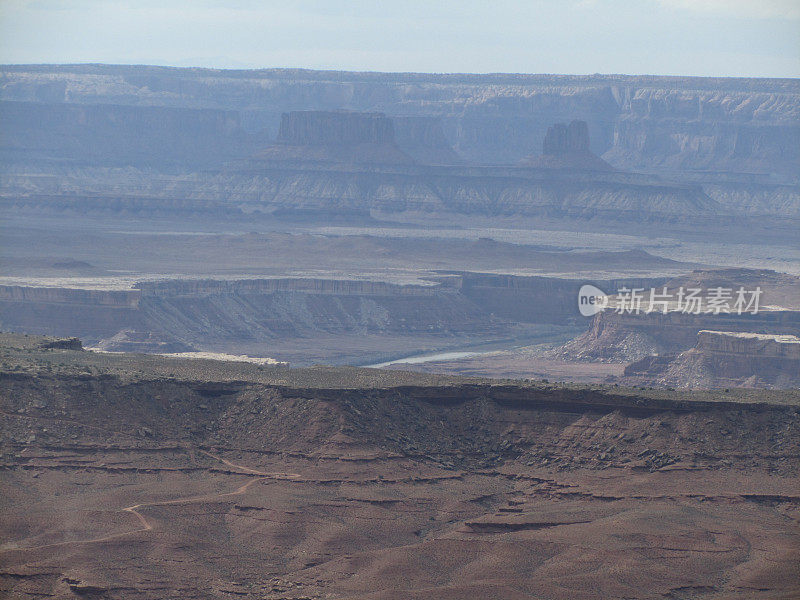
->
[0,450,301,552]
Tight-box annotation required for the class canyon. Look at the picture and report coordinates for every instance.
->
[1,62,799,600]
[1,66,798,385]
[1,66,797,178]
[0,334,798,599]
[1,66,798,225]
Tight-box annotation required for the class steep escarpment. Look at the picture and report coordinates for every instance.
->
[1,162,719,222]
[554,269,800,363]
[621,330,800,389]
[0,100,265,167]
[1,276,540,367]
[520,119,613,171]
[456,272,670,324]
[557,309,800,363]
[0,273,671,358]
[278,110,394,145]
[257,110,414,165]
[2,65,797,179]
[1,337,798,599]
[602,87,800,179]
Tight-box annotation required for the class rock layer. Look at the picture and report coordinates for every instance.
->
[2,65,797,178]
[277,110,395,145]
[543,120,591,154]
[621,330,800,388]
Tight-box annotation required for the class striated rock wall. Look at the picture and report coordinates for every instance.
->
[543,120,590,154]
[225,164,716,221]
[0,285,140,307]
[458,273,669,324]
[559,308,800,363]
[0,277,490,350]
[697,330,800,359]
[0,274,678,357]
[135,278,440,298]
[277,110,394,145]
[621,330,800,388]
[522,119,613,171]
[0,100,263,167]
[2,65,797,178]
[0,285,145,340]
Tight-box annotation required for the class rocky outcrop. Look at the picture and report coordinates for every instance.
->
[558,308,800,363]
[621,330,800,388]
[521,120,613,171]
[39,337,83,351]
[3,65,796,180]
[277,110,394,145]
[259,110,413,164]
[555,269,800,362]
[697,330,800,359]
[93,329,194,353]
[543,120,591,154]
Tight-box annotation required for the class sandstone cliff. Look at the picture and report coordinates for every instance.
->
[557,308,800,364]
[2,65,796,180]
[621,330,800,389]
[256,110,414,165]
[0,100,265,167]
[520,120,613,171]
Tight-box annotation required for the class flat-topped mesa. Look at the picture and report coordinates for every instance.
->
[620,330,800,388]
[277,110,395,146]
[521,119,613,171]
[697,330,800,359]
[543,120,591,155]
[256,110,414,165]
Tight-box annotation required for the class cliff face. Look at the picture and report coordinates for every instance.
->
[1,65,797,179]
[603,89,800,179]
[543,120,590,154]
[0,100,264,167]
[2,66,797,221]
[521,119,613,171]
[697,330,800,359]
[557,309,800,363]
[277,110,394,145]
[259,110,413,164]
[621,330,800,388]
[0,278,491,352]
[0,274,670,360]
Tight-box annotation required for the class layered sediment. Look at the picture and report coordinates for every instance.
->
[621,330,800,388]
[257,110,414,164]
[521,120,613,171]
[0,335,798,599]
[2,65,797,178]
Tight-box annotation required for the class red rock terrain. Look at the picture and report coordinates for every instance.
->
[0,335,798,599]
[621,330,800,389]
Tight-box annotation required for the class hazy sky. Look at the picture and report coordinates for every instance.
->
[1,0,798,77]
